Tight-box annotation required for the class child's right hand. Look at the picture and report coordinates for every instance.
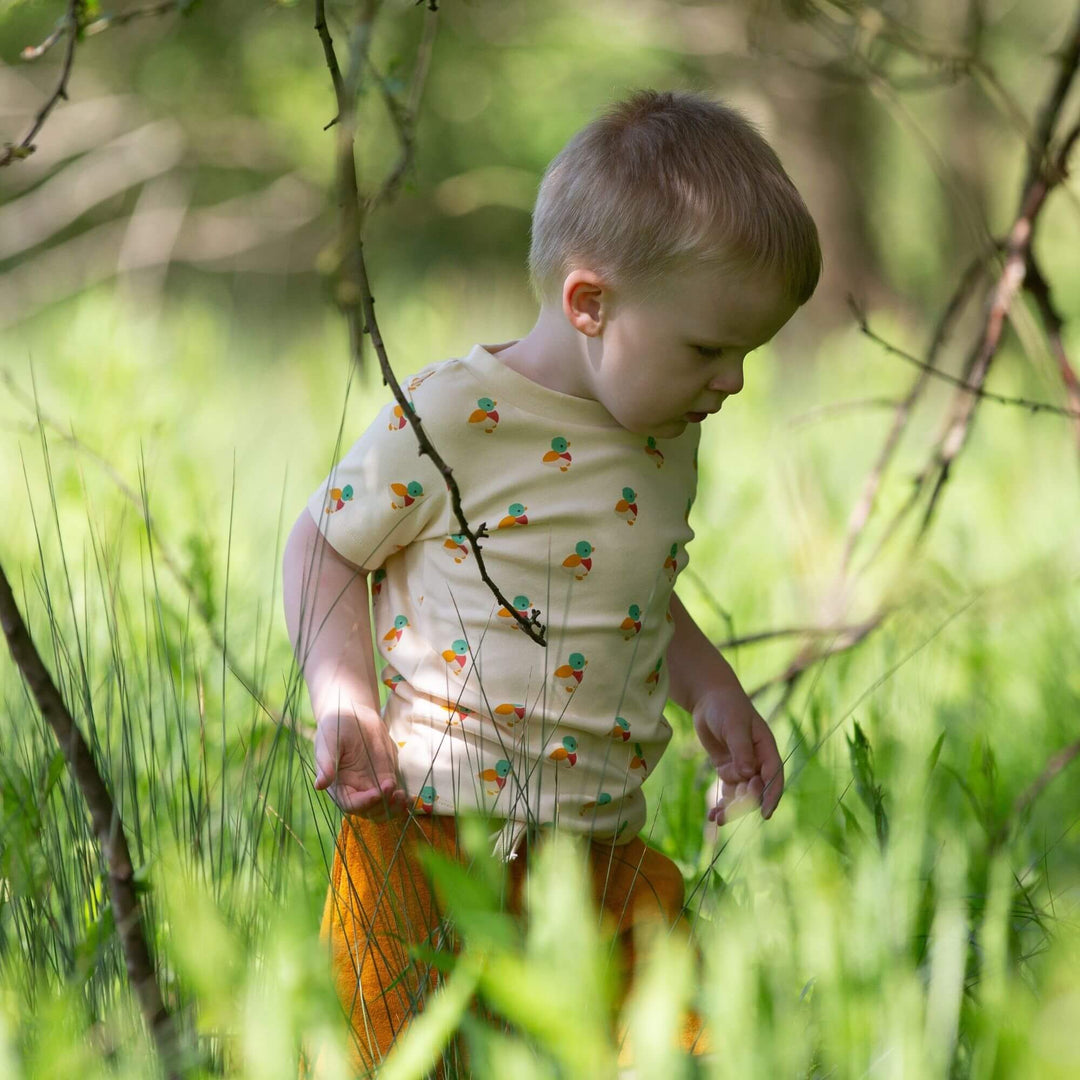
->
[313,707,409,820]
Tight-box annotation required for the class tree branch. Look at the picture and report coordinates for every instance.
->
[1024,251,1080,456]
[1,0,84,168]
[314,0,546,645]
[0,562,184,1078]
[848,293,1080,421]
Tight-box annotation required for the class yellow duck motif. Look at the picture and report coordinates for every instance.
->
[547,735,578,767]
[389,480,425,509]
[407,368,436,392]
[494,702,526,725]
[645,656,663,694]
[663,542,679,582]
[442,701,474,725]
[562,540,595,581]
[440,638,469,676]
[387,401,416,430]
[415,785,437,814]
[542,435,572,471]
[478,758,512,795]
[620,604,642,640]
[610,716,631,741]
[497,594,532,626]
[643,435,665,469]
[443,533,470,563]
[497,502,529,528]
[580,792,612,815]
[554,652,587,692]
[468,396,499,433]
[382,673,405,694]
[325,484,353,514]
[383,614,408,650]
[614,486,638,525]
[629,742,648,773]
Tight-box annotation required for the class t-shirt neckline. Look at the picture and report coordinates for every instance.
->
[462,343,623,429]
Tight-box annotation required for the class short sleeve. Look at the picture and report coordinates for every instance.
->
[306,398,448,571]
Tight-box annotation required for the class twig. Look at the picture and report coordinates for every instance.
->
[917,152,1080,541]
[83,0,185,38]
[840,252,989,578]
[365,5,438,209]
[6,0,189,168]
[716,623,882,650]
[992,737,1080,851]
[314,0,545,645]
[1,1,84,168]
[848,294,1080,422]
[747,609,890,701]
[0,562,185,1079]
[1025,253,1080,458]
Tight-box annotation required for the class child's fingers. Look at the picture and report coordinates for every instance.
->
[753,717,785,819]
[708,777,765,826]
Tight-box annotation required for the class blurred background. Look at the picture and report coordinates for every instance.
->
[2,1,1080,1076]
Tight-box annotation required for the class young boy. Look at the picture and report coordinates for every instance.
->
[284,89,820,1071]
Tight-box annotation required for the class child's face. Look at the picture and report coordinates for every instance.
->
[567,262,799,438]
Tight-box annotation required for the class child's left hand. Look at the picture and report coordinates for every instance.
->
[692,685,784,825]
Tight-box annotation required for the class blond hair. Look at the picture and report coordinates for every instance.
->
[528,89,821,306]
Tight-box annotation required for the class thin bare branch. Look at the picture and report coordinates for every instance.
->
[0,562,185,1079]
[365,5,438,210]
[1025,252,1080,457]
[848,295,1080,421]
[993,736,1080,851]
[314,0,545,645]
[748,609,890,701]
[2,1,83,168]
[840,253,989,578]
[83,0,184,38]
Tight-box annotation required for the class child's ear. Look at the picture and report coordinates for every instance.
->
[562,270,606,337]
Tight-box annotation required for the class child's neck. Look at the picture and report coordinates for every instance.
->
[486,307,598,401]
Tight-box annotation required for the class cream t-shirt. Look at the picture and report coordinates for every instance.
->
[307,344,700,848]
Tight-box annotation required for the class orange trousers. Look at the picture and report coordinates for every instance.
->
[311,812,707,1075]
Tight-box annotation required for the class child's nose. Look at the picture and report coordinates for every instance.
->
[709,361,744,396]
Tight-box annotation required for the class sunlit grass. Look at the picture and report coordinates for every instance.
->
[1,281,1079,1076]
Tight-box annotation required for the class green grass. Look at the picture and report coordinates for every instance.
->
[1,281,1079,1077]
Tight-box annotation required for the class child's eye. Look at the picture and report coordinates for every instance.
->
[694,345,725,359]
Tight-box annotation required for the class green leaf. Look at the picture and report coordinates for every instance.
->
[379,957,482,1080]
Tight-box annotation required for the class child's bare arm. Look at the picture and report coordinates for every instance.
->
[667,592,784,823]
[282,511,407,819]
